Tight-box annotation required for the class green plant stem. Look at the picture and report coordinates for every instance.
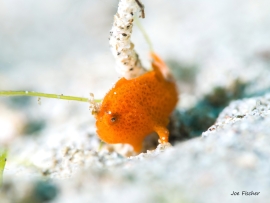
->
[98,141,105,152]
[0,148,7,187]
[134,17,154,52]
[0,91,101,103]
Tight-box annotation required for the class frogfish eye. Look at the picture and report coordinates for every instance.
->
[105,111,118,123]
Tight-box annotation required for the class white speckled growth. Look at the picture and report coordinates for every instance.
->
[109,0,147,79]
[88,93,100,115]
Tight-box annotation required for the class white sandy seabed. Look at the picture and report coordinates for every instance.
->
[1,0,270,203]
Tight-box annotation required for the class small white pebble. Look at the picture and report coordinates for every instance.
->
[236,153,257,169]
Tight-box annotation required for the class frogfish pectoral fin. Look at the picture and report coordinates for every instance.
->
[153,125,169,144]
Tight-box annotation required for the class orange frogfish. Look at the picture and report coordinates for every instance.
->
[95,52,178,152]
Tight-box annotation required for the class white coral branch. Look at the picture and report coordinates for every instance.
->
[109,0,147,79]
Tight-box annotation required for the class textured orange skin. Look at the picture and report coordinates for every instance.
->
[95,53,178,152]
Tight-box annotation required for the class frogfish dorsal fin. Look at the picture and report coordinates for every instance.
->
[150,52,174,82]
